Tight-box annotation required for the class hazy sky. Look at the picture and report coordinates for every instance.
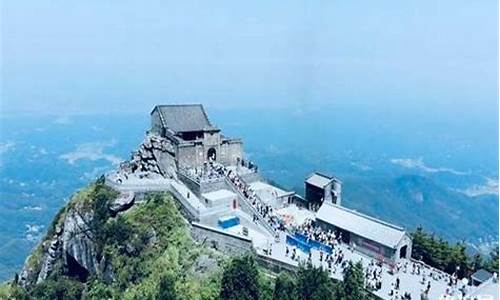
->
[1,0,498,117]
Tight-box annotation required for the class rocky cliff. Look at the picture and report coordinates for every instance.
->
[17,177,120,290]
[2,177,223,300]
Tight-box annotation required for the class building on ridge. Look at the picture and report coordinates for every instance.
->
[305,172,342,207]
[150,104,243,168]
[315,202,412,263]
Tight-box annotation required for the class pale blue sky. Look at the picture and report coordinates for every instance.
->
[1,0,498,118]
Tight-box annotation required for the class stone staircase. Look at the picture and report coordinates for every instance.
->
[222,173,277,236]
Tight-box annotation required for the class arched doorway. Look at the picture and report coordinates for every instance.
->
[207,147,216,161]
[399,245,408,259]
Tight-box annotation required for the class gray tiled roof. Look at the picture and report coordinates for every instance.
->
[472,269,493,283]
[316,203,407,249]
[153,104,212,133]
[305,173,334,188]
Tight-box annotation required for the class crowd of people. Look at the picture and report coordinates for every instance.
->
[284,243,349,275]
[225,167,284,232]
[181,162,226,182]
[236,157,258,173]
[287,217,472,300]
[295,218,343,249]
[384,260,470,299]
[365,260,385,292]
[182,161,476,300]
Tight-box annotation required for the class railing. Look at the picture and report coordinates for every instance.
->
[177,166,226,184]
[408,257,452,279]
[104,175,171,192]
[223,175,277,236]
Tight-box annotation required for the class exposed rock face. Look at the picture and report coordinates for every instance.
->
[19,226,64,288]
[36,227,63,284]
[123,134,176,178]
[109,191,135,215]
[107,134,178,186]
[62,208,100,278]
[194,254,218,274]
[18,188,126,289]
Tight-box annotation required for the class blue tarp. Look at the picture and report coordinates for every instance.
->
[218,216,240,229]
[293,233,333,254]
[286,235,311,253]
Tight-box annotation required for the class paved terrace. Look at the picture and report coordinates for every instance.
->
[254,232,484,300]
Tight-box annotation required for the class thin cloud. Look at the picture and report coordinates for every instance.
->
[390,157,468,176]
[0,141,15,155]
[459,177,499,197]
[59,140,122,165]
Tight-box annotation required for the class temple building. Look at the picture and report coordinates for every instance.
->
[150,104,243,168]
[315,203,412,262]
[305,172,342,207]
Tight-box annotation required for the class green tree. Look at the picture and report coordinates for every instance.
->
[411,227,479,277]
[273,272,298,300]
[297,265,334,300]
[30,275,84,300]
[340,261,366,300]
[158,272,178,300]
[469,254,484,274]
[220,255,260,300]
[486,246,499,273]
[87,280,114,300]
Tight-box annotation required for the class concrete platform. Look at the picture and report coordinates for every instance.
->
[256,232,481,300]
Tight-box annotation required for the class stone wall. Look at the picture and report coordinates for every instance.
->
[220,140,243,166]
[176,174,233,196]
[203,131,222,146]
[190,222,253,256]
[291,194,308,208]
[256,254,299,274]
[166,134,243,169]
[199,178,232,194]
[169,184,200,222]
[105,178,172,193]
[177,172,201,196]
[177,144,201,168]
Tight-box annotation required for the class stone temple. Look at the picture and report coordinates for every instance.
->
[150,104,243,169]
[105,104,497,300]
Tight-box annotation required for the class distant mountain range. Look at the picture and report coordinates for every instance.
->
[0,109,497,281]
[341,174,498,245]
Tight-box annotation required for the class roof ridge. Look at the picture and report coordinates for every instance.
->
[329,204,405,232]
[307,171,342,183]
[199,105,212,126]
[312,172,333,180]
[156,104,203,107]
